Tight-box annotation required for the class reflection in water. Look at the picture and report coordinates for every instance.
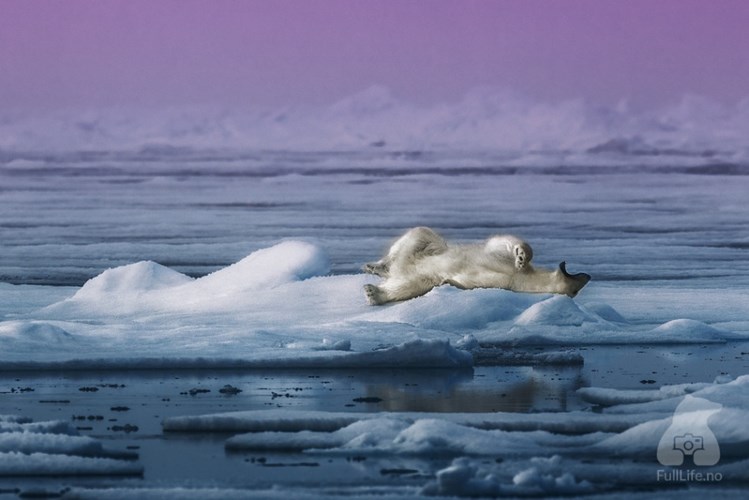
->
[359,365,586,413]
[0,363,581,494]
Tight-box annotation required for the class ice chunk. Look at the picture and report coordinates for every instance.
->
[423,456,591,497]
[0,415,31,424]
[0,452,142,476]
[353,339,472,368]
[226,417,409,451]
[652,319,734,340]
[0,414,141,476]
[0,432,103,456]
[580,375,749,415]
[593,407,749,459]
[510,458,594,496]
[577,387,677,406]
[0,420,76,435]
[163,408,650,435]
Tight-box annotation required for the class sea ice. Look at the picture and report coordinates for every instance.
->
[2,239,747,369]
[0,414,141,477]
[166,375,749,496]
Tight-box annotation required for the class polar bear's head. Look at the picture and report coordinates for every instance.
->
[555,262,591,297]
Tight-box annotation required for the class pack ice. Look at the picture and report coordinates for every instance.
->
[0,414,141,477]
[161,375,749,497]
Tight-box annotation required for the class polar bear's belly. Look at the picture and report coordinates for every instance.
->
[418,250,514,290]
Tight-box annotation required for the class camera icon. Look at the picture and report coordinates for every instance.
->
[657,396,721,466]
[673,433,704,456]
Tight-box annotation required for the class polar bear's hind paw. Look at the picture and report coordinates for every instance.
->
[364,284,386,305]
[514,245,530,270]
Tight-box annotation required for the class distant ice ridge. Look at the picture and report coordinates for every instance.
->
[1,87,748,163]
[0,240,747,369]
[162,375,749,496]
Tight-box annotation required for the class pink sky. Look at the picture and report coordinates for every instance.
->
[1,0,748,111]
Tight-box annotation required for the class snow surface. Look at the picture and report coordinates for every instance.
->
[2,239,747,369]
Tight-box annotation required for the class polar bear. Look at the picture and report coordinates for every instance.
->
[363,227,591,305]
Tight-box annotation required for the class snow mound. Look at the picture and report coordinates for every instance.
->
[361,287,539,331]
[514,296,600,327]
[194,240,329,293]
[383,418,541,456]
[71,240,328,304]
[74,260,193,299]
[652,319,733,340]
[0,321,74,346]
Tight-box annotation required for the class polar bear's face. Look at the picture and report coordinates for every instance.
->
[556,262,591,297]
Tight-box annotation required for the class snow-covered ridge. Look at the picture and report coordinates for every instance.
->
[1,87,748,163]
[1,241,747,369]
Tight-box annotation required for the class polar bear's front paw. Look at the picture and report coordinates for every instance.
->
[364,284,386,306]
[514,244,530,270]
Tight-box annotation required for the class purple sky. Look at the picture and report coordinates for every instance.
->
[1,0,748,111]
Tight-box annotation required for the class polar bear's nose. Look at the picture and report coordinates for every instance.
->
[559,262,591,297]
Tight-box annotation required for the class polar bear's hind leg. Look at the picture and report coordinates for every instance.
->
[364,276,437,304]
[388,227,448,270]
[364,227,448,279]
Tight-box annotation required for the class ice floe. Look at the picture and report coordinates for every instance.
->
[0,414,141,477]
[1,240,748,369]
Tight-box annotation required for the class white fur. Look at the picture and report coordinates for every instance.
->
[363,227,590,305]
